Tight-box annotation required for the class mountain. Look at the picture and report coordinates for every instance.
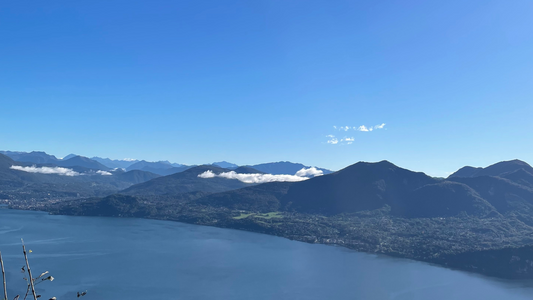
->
[91,157,139,169]
[404,181,497,218]
[127,160,172,171]
[198,161,436,215]
[56,156,110,171]
[232,166,264,174]
[250,161,332,175]
[196,160,509,219]
[0,151,59,164]
[121,165,252,196]
[62,154,78,160]
[281,161,442,215]
[116,170,160,185]
[126,160,191,176]
[449,176,533,216]
[501,168,533,189]
[449,160,533,178]
[195,182,292,212]
[126,160,171,170]
[212,161,238,169]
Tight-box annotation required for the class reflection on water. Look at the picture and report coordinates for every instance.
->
[1,209,533,300]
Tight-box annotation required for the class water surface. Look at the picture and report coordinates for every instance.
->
[1,209,532,300]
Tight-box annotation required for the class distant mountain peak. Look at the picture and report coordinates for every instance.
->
[449,159,533,179]
[212,161,238,169]
[62,153,78,160]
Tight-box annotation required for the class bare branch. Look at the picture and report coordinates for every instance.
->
[0,251,7,300]
[20,240,37,300]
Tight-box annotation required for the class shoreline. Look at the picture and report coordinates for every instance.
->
[9,205,533,281]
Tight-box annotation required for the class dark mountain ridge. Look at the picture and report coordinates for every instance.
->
[449,159,533,178]
[0,150,59,164]
[121,165,252,196]
[196,160,531,219]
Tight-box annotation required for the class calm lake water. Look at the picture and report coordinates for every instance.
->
[1,209,533,300]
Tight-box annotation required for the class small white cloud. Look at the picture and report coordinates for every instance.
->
[295,167,324,177]
[198,170,216,178]
[327,136,339,144]
[357,125,369,132]
[198,171,310,183]
[343,137,354,144]
[10,165,80,176]
[96,170,112,176]
[334,126,351,131]
[123,158,137,161]
[374,123,386,129]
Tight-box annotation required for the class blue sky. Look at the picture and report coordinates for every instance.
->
[1,0,532,176]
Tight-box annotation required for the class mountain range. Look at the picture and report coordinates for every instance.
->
[1,151,332,176]
[10,149,533,278]
[35,157,533,280]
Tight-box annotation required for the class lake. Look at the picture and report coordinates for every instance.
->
[1,209,532,300]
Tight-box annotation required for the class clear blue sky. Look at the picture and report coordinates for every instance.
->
[1,0,532,176]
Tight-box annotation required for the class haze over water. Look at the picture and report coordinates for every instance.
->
[1,209,532,300]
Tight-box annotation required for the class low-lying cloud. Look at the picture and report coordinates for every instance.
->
[198,168,323,184]
[295,167,324,177]
[10,165,80,176]
[11,165,114,176]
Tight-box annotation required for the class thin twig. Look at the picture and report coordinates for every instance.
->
[0,251,7,300]
[22,285,30,300]
[20,240,37,300]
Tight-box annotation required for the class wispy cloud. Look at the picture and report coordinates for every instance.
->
[328,123,386,144]
[326,135,338,144]
[10,165,80,176]
[334,123,386,132]
[342,137,354,144]
[198,170,317,183]
[325,135,355,145]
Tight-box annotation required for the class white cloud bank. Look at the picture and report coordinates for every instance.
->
[198,167,323,184]
[10,165,114,176]
[10,165,80,176]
